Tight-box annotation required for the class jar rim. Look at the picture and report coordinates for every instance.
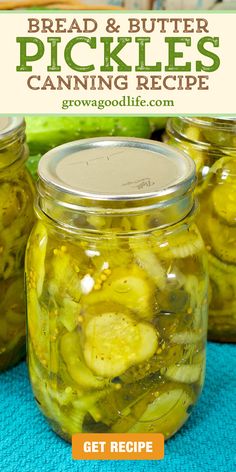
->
[180,116,236,132]
[0,116,26,170]
[0,117,25,144]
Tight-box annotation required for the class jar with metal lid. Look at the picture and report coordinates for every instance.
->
[25,137,208,441]
[0,117,35,370]
[165,117,236,342]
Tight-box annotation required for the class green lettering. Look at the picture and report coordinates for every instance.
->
[100,37,132,72]
[165,37,191,72]
[135,37,161,72]
[16,37,44,72]
[47,37,61,72]
[196,37,220,72]
[64,37,96,72]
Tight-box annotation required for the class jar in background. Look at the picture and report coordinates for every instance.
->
[166,117,236,342]
[0,117,34,370]
[26,137,208,441]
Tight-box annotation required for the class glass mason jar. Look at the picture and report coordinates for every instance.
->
[165,117,236,342]
[25,137,208,441]
[0,117,35,370]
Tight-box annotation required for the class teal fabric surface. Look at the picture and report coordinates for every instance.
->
[0,342,235,472]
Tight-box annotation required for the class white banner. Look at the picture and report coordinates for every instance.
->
[0,11,235,115]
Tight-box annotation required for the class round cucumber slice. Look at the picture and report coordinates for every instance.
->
[207,216,236,263]
[212,183,236,224]
[83,312,158,378]
[85,266,154,319]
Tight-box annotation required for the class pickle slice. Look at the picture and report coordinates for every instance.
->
[208,252,236,302]
[128,388,192,436]
[166,226,204,259]
[212,183,236,224]
[25,221,48,298]
[48,248,82,302]
[130,240,166,290]
[207,216,236,263]
[106,267,154,318]
[59,298,81,332]
[202,122,236,148]
[164,365,201,384]
[83,312,158,378]
[171,331,204,344]
[85,266,154,319]
[182,126,204,173]
[60,331,105,390]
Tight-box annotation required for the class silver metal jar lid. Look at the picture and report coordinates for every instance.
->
[0,117,25,139]
[37,137,196,231]
[38,137,195,204]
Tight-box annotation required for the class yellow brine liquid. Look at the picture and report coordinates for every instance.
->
[25,137,208,441]
[166,116,236,342]
[0,117,34,370]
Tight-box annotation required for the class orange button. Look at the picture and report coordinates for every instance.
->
[72,433,164,460]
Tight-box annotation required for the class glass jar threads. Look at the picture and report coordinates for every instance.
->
[25,137,208,441]
[166,116,236,342]
[0,117,34,370]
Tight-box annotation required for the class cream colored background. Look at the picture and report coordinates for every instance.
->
[0,12,235,114]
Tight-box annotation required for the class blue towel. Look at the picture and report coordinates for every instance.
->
[0,342,235,472]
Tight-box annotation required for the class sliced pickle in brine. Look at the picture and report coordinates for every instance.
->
[127,388,193,436]
[84,266,155,320]
[212,183,236,224]
[83,311,158,378]
[207,216,236,263]
[60,331,106,390]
